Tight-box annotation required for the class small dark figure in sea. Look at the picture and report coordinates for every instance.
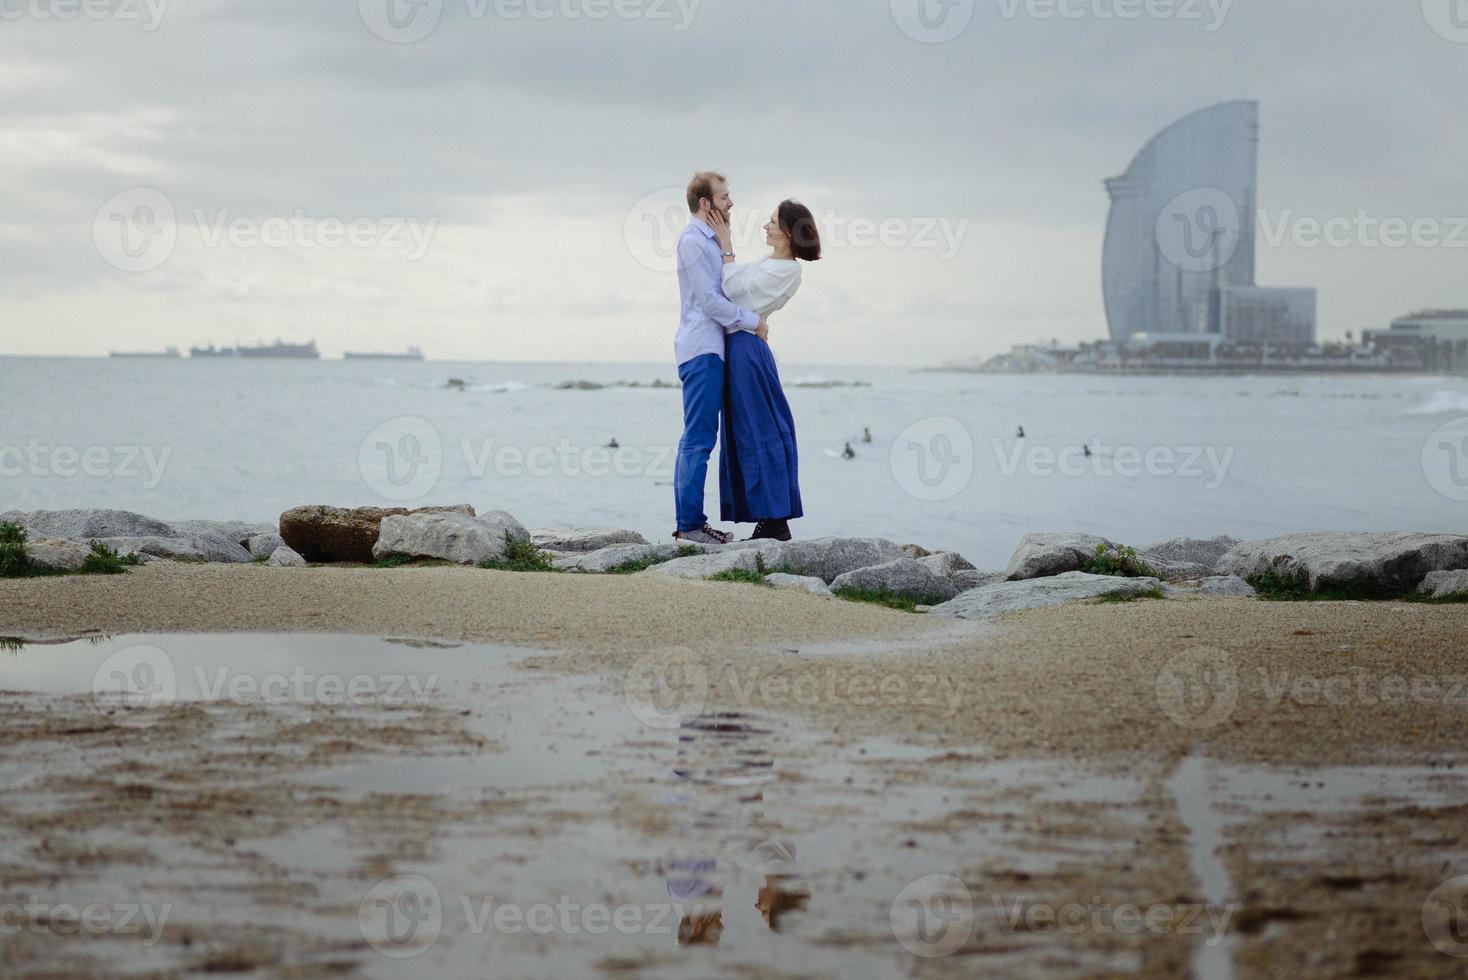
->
[842,442,856,460]
[606,438,620,449]
[861,427,872,444]
[1017,426,1025,439]
[447,378,466,390]
[1084,444,1093,458]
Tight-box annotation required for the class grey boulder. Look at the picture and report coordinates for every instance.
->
[95,535,252,563]
[1141,535,1240,570]
[169,520,276,547]
[552,542,712,574]
[267,544,308,567]
[929,572,1163,620]
[0,508,174,540]
[953,569,1007,592]
[1166,575,1257,598]
[765,573,834,596]
[1004,532,1113,580]
[372,511,528,565]
[642,549,766,580]
[723,537,907,584]
[831,558,962,602]
[1216,532,1468,594]
[24,539,93,572]
[530,527,649,553]
[247,532,286,559]
[1418,569,1468,599]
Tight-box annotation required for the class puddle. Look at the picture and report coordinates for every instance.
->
[3,634,1466,977]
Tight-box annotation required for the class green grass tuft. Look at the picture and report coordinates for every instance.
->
[1246,569,1396,602]
[1091,586,1167,604]
[79,540,145,575]
[1,522,30,578]
[1083,543,1158,579]
[372,553,414,568]
[0,636,26,654]
[706,567,769,585]
[832,587,947,613]
[607,545,702,575]
[478,534,557,573]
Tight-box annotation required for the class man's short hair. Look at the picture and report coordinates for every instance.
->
[686,171,727,213]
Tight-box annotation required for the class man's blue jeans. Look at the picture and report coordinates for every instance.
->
[674,353,724,532]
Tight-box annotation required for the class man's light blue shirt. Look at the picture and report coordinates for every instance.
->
[674,219,758,367]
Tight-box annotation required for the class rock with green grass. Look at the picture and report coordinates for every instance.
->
[929,571,1165,619]
[553,542,711,574]
[372,511,527,566]
[530,528,649,553]
[267,545,307,568]
[642,548,767,581]
[0,508,175,540]
[830,558,961,603]
[1418,569,1468,599]
[1004,532,1114,580]
[23,539,93,573]
[280,504,476,563]
[1217,532,1468,596]
[765,573,834,596]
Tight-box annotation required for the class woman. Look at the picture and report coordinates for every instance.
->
[707,201,821,542]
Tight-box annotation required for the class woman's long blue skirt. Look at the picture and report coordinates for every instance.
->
[720,330,803,524]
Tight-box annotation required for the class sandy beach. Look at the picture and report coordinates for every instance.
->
[3,564,1466,977]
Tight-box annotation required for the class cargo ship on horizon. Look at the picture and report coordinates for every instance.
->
[189,340,320,359]
[343,346,424,361]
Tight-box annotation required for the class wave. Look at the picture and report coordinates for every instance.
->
[1405,390,1468,416]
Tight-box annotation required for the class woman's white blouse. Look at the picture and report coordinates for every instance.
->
[722,258,802,328]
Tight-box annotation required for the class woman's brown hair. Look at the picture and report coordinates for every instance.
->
[778,200,822,262]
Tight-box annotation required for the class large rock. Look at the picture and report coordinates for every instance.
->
[723,537,907,584]
[915,552,977,577]
[24,539,93,572]
[1004,532,1114,580]
[929,572,1163,620]
[530,527,649,553]
[95,535,252,563]
[169,520,276,547]
[1216,532,1468,595]
[1419,569,1468,599]
[830,558,962,602]
[0,508,174,540]
[1141,535,1240,571]
[267,544,307,568]
[765,573,834,596]
[642,549,767,580]
[1166,575,1257,598]
[1141,557,1219,583]
[372,511,527,566]
[279,504,475,563]
[552,542,713,574]
[953,569,1006,592]
[247,532,286,559]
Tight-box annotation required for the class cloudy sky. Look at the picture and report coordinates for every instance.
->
[2,0,1465,365]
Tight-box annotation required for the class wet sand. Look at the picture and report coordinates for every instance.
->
[2,565,1467,977]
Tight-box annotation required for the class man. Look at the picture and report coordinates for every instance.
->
[672,171,768,545]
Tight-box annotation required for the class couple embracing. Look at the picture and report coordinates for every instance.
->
[670,171,822,547]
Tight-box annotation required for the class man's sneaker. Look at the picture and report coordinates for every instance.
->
[747,520,792,542]
[674,524,733,546]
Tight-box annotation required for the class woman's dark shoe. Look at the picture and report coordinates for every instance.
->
[747,520,792,542]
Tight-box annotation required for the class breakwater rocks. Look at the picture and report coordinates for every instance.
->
[5,508,1467,618]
